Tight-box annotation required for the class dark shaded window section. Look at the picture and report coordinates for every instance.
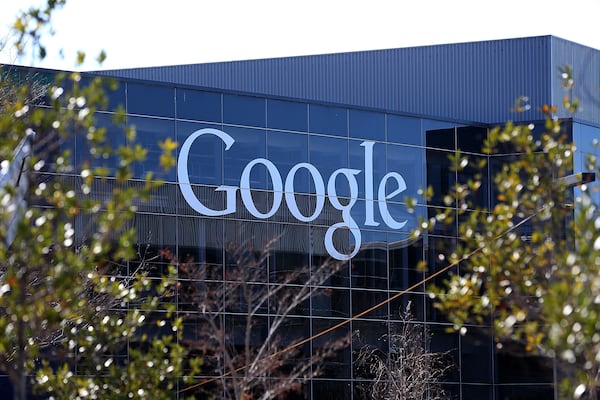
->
[176,89,221,123]
[425,124,455,151]
[457,126,487,154]
[426,148,456,207]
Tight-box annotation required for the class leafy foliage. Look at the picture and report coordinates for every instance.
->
[428,68,600,399]
[0,2,198,399]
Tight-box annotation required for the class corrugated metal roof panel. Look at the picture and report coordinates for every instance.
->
[96,36,600,125]
[550,37,600,124]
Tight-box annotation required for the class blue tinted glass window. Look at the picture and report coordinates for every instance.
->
[309,135,349,196]
[267,99,307,132]
[223,126,267,189]
[223,94,265,127]
[128,116,176,181]
[387,115,422,146]
[177,121,223,186]
[349,109,384,141]
[177,89,221,123]
[127,82,174,118]
[267,130,309,193]
[309,104,347,136]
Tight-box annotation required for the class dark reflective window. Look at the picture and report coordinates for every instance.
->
[496,385,555,400]
[462,385,493,400]
[389,234,424,291]
[270,223,310,282]
[312,319,351,378]
[496,349,554,383]
[457,125,487,153]
[349,109,384,141]
[426,148,455,207]
[352,230,387,290]
[312,287,350,318]
[128,116,176,181]
[313,380,352,400]
[223,94,265,127]
[309,104,347,136]
[461,330,493,383]
[390,292,425,322]
[127,82,174,118]
[223,126,267,189]
[352,319,388,377]
[177,217,224,275]
[352,289,388,319]
[313,248,350,289]
[387,115,422,146]
[267,99,307,132]
[425,121,455,150]
[176,89,221,122]
[428,324,460,382]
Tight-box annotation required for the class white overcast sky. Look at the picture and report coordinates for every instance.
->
[2,0,600,71]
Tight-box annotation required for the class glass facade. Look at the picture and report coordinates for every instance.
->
[46,75,586,399]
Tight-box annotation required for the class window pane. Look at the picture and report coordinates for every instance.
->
[223,94,265,127]
[267,130,309,192]
[176,89,221,122]
[177,121,223,186]
[387,115,422,146]
[128,116,176,181]
[267,99,307,132]
[309,104,347,136]
[349,109,384,141]
[127,82,174,118]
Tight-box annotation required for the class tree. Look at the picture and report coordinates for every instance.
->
[354,303,452,400]
[0,2,197,399]
[427,67,600,399]
[166,239,350,399]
